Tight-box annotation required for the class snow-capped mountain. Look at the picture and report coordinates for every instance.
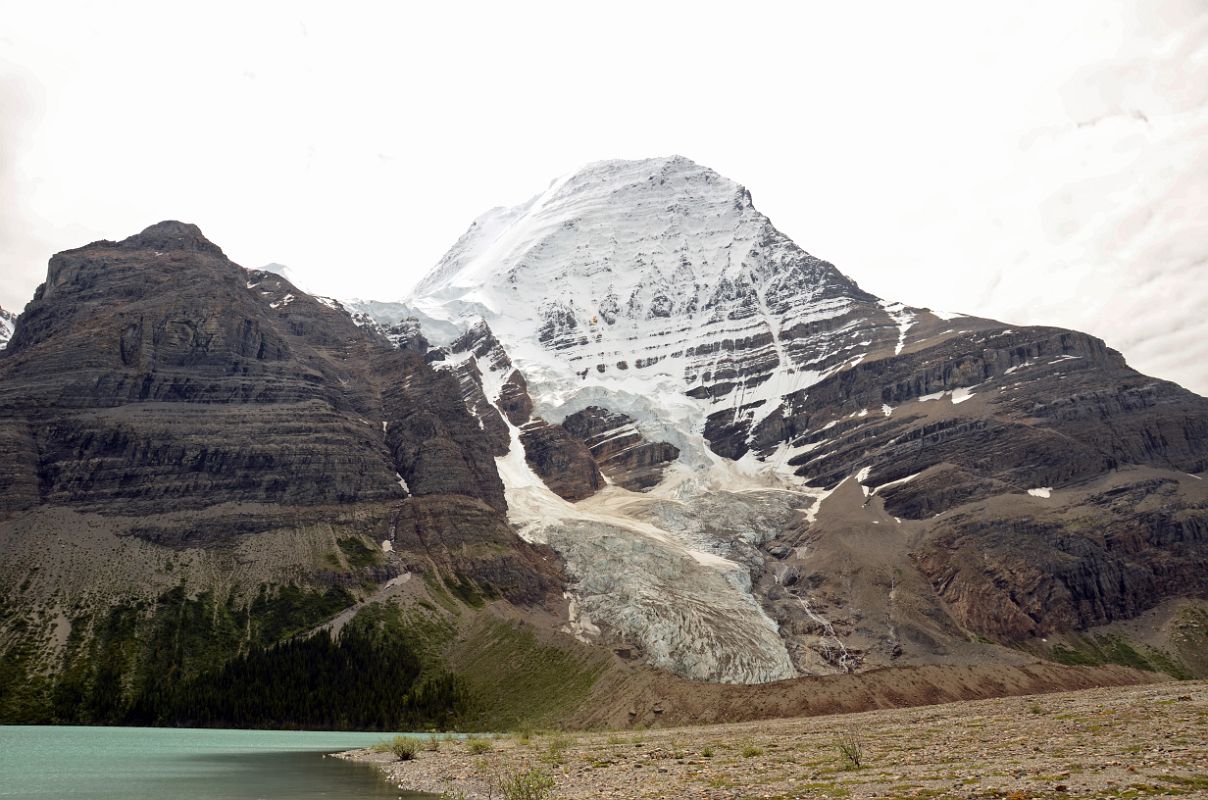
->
[2,176,1206,723]
[363,156,1208,684]
[0,306,15,350]
[403,156,967,464]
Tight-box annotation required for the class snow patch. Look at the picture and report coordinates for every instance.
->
[930,309,966,321]
[879,299,916,355]
[872,470,922,495]
[919,387,976,404]
[950,387,975,404]
[1027,487,1052,498]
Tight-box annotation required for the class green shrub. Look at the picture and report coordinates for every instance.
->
[741,744,765,758]
[390,736,419,760]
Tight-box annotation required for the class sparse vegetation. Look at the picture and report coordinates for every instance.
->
[1047,633,1193,678]
[336,536,382,569]
[542,734,571,765]
[448,617,607,731]
[836,730,865,770]
[352,682,1205,799]
[467,737,494,754]
[495,767,555,800]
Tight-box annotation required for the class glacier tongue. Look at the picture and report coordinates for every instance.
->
[514,478,801,684]
[431,318,803,683]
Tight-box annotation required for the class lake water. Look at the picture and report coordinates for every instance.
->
[0,726,434,799]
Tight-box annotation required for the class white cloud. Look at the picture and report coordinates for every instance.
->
[0,0,1203,394]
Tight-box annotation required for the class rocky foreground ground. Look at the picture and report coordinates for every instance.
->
[340,680,1208,799]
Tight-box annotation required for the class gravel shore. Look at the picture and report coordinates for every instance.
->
[338,680,1208,799]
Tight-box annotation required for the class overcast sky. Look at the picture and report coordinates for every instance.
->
[1,0,1204,394]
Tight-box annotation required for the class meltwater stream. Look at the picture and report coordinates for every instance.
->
[0,726,434,799]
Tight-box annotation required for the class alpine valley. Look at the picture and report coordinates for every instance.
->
[2,157,1206,730]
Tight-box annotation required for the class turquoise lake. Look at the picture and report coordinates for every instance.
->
[0,726,433,799]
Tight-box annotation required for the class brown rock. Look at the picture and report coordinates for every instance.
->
[520,421,604,501]
[562,406,679,491]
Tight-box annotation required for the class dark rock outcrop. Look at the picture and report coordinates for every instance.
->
[390,494,562,606]
[520,421,604,502]
[562,406,680,491]
[913,474,1208,641]
[0,220,516,528]
[740,324,1208,514]
[497,370,534,426]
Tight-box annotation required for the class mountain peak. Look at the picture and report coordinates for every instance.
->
[121,221,224,256]
[411,155,764,303]
[564,153,711,179]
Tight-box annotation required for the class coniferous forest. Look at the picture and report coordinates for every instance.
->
[0,585,469,730]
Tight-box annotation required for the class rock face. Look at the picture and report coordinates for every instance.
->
[433,320,604,502]
[0,222,579,726]
[562,407,679,491]
[0,221,548,585]
[390,495,561,607]
[0,223,505,518]
[913,472,1208,641]
[518,422,604,502]
[390,155,1208,681]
